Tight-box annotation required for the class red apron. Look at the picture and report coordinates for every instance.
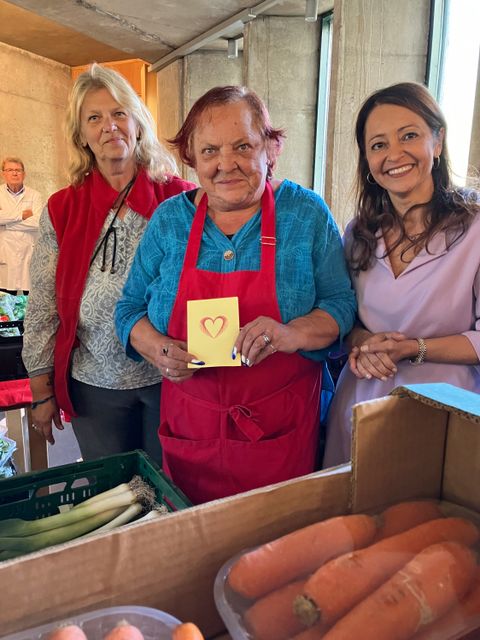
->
[159,182,322,504]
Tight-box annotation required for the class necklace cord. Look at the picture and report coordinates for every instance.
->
[89,177,135,270]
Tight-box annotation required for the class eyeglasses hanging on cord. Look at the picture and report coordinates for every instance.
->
[89,177,135,274]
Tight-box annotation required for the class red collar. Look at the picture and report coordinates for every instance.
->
[89,167,160,219]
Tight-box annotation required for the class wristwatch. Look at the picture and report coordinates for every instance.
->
[409,338,427,365]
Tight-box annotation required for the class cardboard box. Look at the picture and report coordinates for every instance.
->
[0,383,479,638]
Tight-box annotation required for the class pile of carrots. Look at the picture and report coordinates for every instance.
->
[225,501,480,640]
[46,621,205,640]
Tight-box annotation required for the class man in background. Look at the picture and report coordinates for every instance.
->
[0,157,43,294]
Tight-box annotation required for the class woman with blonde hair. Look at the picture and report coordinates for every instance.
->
[23,63,194,462]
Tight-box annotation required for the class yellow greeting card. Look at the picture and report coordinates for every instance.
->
[187,296,241,368]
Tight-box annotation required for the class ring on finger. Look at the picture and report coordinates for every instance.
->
[269,343,277,354]
[262,333,271,346]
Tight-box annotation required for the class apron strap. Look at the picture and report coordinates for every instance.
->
[183,192,208,270]
[259,180,276,274]
[182,181,277,273]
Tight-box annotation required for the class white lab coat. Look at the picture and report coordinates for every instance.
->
[0,184,43,290]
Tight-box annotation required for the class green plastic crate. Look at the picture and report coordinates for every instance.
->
[0,449,191,521]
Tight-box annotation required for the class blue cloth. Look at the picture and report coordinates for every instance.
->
[115,179,357,362]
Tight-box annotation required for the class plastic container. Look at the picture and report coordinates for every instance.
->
[0,449,191,521]
[214,515,480,640]
[1,605,181,640]
[214,552,253,640]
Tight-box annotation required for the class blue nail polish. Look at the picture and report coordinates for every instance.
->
[232,346,237,359]
[241,354,246,364]
[191,359,205,365]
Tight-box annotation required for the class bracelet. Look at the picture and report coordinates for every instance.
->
[31,395,55,410]
[409,338,427,366]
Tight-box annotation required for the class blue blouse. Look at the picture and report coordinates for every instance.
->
[115,179,357,362]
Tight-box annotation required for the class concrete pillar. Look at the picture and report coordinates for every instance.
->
[325,0,430,229]
[183,50,243,112]
[182,51,243,183]
[156,52,242,181]
[244,16,320,188]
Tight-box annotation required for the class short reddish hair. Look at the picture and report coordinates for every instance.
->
[168,86,286,178]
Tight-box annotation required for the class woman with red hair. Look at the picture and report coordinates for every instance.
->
[116,85,356,503]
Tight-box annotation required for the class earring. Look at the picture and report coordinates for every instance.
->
[433,156,440,170]
[366,172,376,185]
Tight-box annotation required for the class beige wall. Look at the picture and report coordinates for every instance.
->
[325,0,431,229]
[0,42,71,203]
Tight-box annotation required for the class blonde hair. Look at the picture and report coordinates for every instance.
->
[65,63,177,185]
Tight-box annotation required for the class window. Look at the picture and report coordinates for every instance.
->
[427,0,480,184]
[313,11,333,196]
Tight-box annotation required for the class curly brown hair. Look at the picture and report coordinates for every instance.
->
[348,82,479,273]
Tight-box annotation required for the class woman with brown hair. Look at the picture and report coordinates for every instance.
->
[323,82,480,468]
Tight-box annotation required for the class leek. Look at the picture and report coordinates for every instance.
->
[0,506,126,554]
[0,475,155,538]
[88,502,143,534]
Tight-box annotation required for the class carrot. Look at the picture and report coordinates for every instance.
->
[412,567,480,640]
[243,579,308,640]
[291,624,329,639]
[172,622,205,640]
[374,500,443,541]
[47,625,88,640]
[103,620,144,640]
[294,517,479,628]
[320,541,477,640]
[227,514,378,600]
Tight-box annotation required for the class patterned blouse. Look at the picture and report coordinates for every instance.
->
[23,205,161,389]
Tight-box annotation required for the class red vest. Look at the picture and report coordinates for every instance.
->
[48,168,194,416]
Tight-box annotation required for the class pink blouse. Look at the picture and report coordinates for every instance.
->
[323,213,480,467]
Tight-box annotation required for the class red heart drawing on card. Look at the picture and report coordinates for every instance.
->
[200,315,228,339]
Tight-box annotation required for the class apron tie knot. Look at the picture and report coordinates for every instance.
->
[228,404,264,442]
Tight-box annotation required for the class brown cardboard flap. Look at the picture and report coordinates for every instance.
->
[0,469,351,636]
[443,412,480,512]
[391,384,480,424]
[351,395,448,513]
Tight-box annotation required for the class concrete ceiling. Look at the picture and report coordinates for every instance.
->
[0,0,332,68]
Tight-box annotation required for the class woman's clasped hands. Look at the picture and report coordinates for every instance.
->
[349,331,408,381]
